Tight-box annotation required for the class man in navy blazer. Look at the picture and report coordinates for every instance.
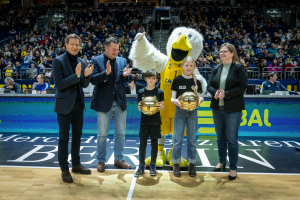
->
[52,34,94,183]
[89,37,132,172]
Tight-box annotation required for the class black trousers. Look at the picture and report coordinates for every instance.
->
[57,103,83,172]
[139,138,158,165]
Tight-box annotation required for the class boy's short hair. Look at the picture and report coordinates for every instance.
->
[144,69,159,79]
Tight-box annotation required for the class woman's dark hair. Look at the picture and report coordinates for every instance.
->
[131,74,137,83]
[144,69,159,79]
[271,59,279,67]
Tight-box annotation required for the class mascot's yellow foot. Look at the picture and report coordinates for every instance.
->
[167,149,173,165]
[144,150,166,167]
[145,156,151,166]
[167,149,189,168]
[179,157,189,168]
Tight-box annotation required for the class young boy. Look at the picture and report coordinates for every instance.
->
[135,69,164,177]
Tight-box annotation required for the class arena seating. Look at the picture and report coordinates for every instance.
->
[0,2,299,92]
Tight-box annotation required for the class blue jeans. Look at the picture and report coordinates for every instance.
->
[96,101,126,162]
[212,107,242,170]
[172,107,198,164]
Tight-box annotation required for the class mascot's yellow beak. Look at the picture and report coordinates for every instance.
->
[170,34,192,64]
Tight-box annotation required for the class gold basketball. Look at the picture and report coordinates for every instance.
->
[141,96,158,115]
[180,92,199,111]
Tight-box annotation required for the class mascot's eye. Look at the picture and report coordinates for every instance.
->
[188,34,193,39]
[178,32,182,36]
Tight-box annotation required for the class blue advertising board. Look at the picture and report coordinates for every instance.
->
[0,97,299,137]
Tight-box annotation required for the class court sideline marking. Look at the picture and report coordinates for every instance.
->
[1,165,300,176]
[126,166,138,200]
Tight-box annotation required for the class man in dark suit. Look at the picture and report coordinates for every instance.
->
[52,34,94,183]
[89,37,132,172]
[155,14,161,30]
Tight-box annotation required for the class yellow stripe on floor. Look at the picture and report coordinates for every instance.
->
[198,118,214,124]
[198,111,213,117]
[198,127,216,134]
[200,101,211,107]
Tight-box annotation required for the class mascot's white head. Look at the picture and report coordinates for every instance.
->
[167,27,204,64]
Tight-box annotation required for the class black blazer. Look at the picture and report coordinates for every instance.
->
[52,52,89,115]
[207,63,247,112]
[155,15,161,29]
[126,83,142,94]
[155,15,161,25]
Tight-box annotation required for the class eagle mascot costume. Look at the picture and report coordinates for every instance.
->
[129,27,207,167]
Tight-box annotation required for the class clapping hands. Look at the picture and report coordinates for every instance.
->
[214,89,225,100]
[123,65,132,77]
[84,64,94,77]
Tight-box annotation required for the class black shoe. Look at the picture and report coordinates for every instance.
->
[150,162,157,176]
[61,171,73,183]
[189,163,196,177]
[134,164,145,177]
[173,164,181,177]
[213,163,226,171]
[295,146,300,151]
[229,174,237,181]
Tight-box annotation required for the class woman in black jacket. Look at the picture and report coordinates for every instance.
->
[207,43,247,180]
[126,74,142,95]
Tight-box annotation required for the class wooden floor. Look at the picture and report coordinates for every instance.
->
[0,167,300,200]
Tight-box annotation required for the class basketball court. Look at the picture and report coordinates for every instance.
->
[1,133,300,199]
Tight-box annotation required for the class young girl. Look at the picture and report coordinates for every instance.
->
[5,65,14,77]
[32,74,50,94]
[208,52,214,61]
[171,56,204,177]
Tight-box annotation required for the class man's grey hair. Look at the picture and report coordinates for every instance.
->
[65,34,81,45]
[5,77,14,83]
[105,37,119,47]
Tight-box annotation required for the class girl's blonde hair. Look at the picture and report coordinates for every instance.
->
[181,56,198,94]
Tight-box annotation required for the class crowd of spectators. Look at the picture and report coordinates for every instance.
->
[168,3,300,79]
[0,5,153,80]
[1,3,300,83]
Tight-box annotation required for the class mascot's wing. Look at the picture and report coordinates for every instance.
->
[195,71,207,97]
[129,32,169,73]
